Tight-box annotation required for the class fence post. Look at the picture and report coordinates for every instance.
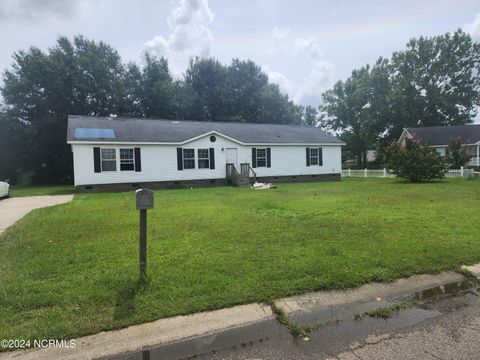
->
[383,168,387,178]
[461,166,464,177]
[348,168,351,177]
[364,168,368,178]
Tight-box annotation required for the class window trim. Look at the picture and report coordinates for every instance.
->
[119,148,135,171]
[256,148,267,167]
[100,148,117,172]
[197,148,210,169]
[183,148,195,170]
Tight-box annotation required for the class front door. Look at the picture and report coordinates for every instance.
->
[226,148,238,168]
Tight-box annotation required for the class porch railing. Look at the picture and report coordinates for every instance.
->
[240,162,257,183]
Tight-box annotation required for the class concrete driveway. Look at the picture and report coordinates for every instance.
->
[0,195,74,234]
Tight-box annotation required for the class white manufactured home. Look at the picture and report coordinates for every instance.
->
[67,115,344,190]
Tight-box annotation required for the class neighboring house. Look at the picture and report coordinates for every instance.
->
[398,125,480,167]
[67,115,345,190]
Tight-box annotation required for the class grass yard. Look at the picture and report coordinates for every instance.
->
[10,184,76,197]
[1,178,480,343]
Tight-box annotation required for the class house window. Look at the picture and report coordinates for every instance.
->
[120,148,134,171]
[310,148,319,166]
[101,148,116,171]
[183,148,195,169]
[198,148,210,169]
[256,148,267,167]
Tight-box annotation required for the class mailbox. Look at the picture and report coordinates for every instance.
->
[136,189,154,210]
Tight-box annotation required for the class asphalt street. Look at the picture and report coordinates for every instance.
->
[211,292,480,360]
[115,289,480,360]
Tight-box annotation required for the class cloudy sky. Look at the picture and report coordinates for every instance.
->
[0,0,479,106]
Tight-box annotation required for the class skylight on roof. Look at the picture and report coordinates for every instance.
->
[74,128,116,139]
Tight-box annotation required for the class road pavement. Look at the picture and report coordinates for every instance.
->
[204,291,480,360]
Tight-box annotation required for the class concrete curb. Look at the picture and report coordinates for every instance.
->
[0,304,273,360]
[0,269,475,360]
[273,271,472,331]
[275,271,465,315]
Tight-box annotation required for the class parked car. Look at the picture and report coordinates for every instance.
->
[0,181,10,198]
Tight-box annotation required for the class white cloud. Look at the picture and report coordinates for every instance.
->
[267,27,291,56]
[261,64,295,98]
[464,12,480,42]
[295,60,335,104]
[272,27,291,42]
[294,36,323,60]
[264,33,335,106]
[143,0,214,75]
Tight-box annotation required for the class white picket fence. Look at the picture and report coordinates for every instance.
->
[342,167,466,178]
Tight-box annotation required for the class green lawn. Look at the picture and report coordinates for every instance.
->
[10,184,76,197]
[1,178,480,343]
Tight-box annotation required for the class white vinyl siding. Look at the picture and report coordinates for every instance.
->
[71,135,342,186]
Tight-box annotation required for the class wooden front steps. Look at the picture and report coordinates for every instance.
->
[226,163,256,187]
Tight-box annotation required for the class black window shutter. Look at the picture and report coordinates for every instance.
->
[209,148,215,169]
[252,148,257,168]
[134,147,142,172]
[318,147,323,166]
[177,148,183,170]
[266,148,271,168]
[306,148,311,166]
[93,147,101,173]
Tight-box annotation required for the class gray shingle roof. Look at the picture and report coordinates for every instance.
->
[406,125,480,146]
[67,115,344,145]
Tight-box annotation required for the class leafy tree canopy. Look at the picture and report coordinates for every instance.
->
[0,36,308,184]
[321,29,480,167]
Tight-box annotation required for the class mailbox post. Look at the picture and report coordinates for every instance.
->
[135,189,154,277]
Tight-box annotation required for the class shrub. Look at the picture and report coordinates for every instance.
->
[387,138,448,182]
[447,137,471,169]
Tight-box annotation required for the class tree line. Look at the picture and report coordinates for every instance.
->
[1,30,479,183]
[320,29,480,168]
[0,36,313,184]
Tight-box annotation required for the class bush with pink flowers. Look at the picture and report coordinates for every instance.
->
[387,138,448,182]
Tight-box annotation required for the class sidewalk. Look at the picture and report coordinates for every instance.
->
[1,269,474,360]
[0,195,74,234]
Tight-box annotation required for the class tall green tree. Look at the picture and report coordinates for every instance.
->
[181,57,304,124]
[1,36,126,183]
[320,65,380,167]
[388,29,480,139]
[140,54,175,118]
[321,30,480,164]
[183,57,228,121]
[121,62,144,117]
[0,37,309,184]
[302,105,319,126]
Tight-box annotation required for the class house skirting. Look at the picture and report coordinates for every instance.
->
[255,173,341,183]
[76,173,341,192]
